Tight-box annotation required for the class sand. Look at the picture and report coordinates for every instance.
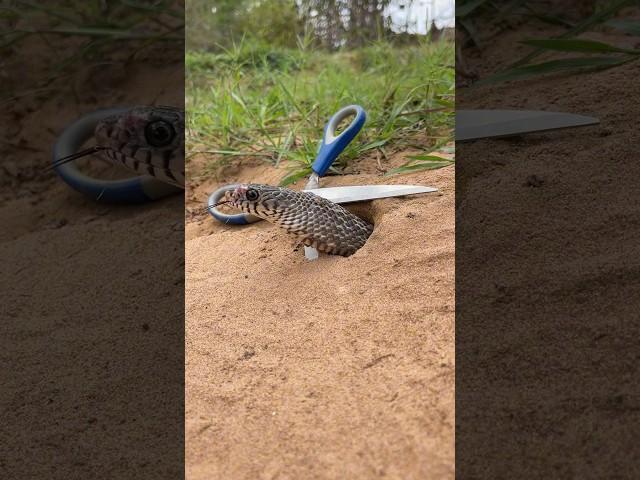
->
[1,28,185,478]
[456,10,640,478]
[185,150,455,479]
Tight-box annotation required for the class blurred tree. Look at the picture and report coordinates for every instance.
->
[297,0,393,49]
[239,0,301,48]
[186,0,426,51]
[186,0,253,50]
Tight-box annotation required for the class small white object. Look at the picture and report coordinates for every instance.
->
[304,245,319,261]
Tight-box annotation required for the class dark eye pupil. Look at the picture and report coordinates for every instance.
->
[246,189,258,200]
[145,121,175,147]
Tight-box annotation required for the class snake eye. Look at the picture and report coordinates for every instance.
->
[245,188,259,201]
[145,120,175,147]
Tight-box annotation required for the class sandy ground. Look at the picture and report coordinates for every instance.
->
[185,149,455,479]
[456,9,640,478]
[1,23,185,478]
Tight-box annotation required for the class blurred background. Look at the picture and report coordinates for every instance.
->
[187,0,454,50]
[185,0,455,185]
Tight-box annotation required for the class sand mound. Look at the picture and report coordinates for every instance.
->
[185,152,454,479]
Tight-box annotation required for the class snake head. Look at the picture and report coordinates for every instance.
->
[94,106,184,155]
[224,184,286,219]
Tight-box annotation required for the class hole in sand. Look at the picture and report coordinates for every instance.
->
[343,201,381,229]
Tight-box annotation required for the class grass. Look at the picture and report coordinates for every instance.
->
[186,37,455,185]
[457,0,640,86]
[0,0,183,105]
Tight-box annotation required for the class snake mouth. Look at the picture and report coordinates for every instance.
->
[207,186,245,212]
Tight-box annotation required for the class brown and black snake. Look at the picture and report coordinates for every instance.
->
[219,184,373,256]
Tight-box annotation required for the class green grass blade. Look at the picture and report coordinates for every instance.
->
[193,150,272,157]
[405,154,453,164]
[385,161,453,176]
[15,26,183,40]
[510,0,635,67]
[280,168,311,187]
[520,38,640,54]
[475,56,632,86]
[359,139,389,152]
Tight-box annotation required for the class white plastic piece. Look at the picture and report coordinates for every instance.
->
[304,245,319,261]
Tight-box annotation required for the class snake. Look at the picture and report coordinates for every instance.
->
[218,184,374,257]
[51,105,184,202]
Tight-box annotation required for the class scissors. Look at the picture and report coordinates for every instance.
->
[207,105,436,225]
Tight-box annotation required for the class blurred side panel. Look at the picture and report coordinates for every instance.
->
[0,2,185,479]
[456,1,640,477]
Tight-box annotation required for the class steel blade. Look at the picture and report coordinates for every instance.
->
[303,185,437,203]
[456,109,599,141]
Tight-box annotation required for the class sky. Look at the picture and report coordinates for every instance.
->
[385,0,455,35]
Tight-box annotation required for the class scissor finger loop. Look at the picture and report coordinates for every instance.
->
[324,105,366,144]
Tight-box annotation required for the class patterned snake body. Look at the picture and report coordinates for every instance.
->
[94,106,185,187]
[225,184,374,256]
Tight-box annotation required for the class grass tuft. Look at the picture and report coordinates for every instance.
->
[186,38,455,185]
[457,0,639,86]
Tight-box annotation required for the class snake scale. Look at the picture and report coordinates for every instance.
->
[221,184,374,256]
[56,106,372,255]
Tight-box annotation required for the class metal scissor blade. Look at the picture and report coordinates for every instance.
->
[303,185,438,204]
[456,109,599,141]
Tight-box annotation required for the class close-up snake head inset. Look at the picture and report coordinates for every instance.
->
[50,105,186,198]
[94,106,185,187]
[221,183,374,257]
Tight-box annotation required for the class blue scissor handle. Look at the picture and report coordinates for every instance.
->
[207,184,261,225]
[52,107,182,203]
[312,105,366,177]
